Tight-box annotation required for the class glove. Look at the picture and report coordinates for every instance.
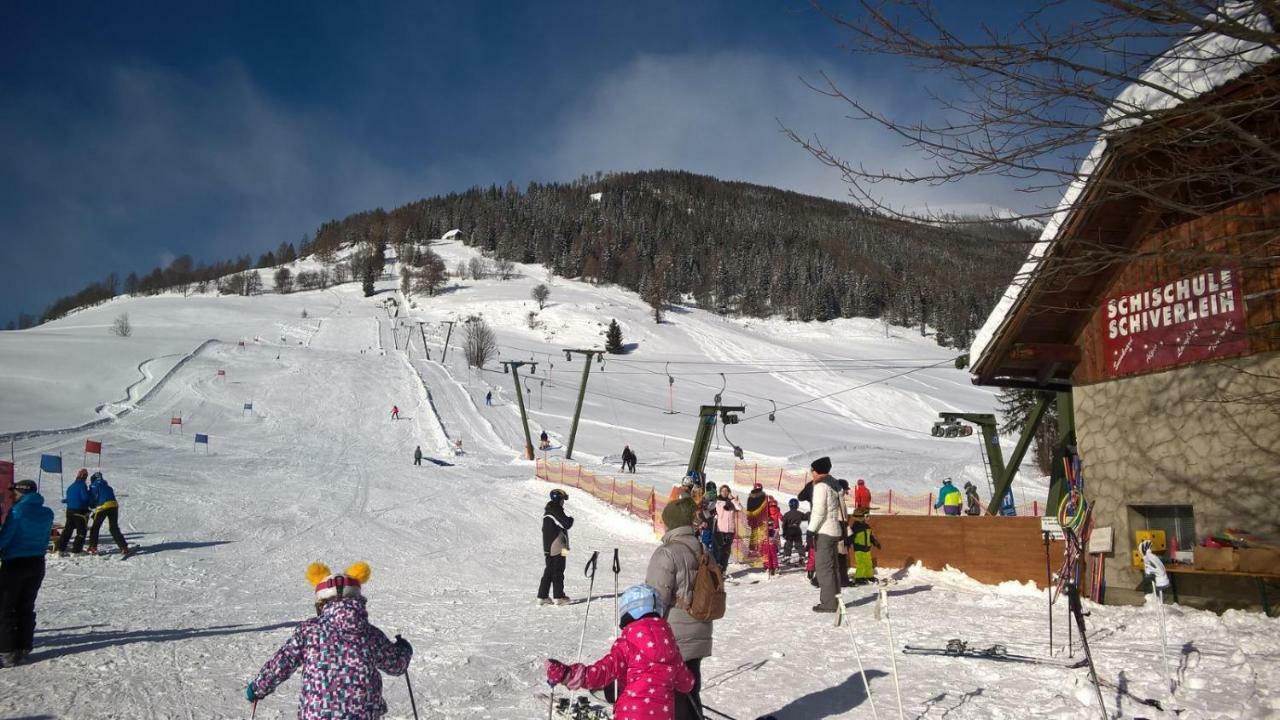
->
[246,684,259,702]
[546,659,569,686]
[395,635,413,655]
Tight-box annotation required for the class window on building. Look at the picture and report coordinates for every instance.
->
[1128,505,1196,555]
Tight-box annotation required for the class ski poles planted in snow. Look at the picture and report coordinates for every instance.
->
[875,584,906,720]
[1141,540,1177,701]
[576,551,600,663]
[836,593,881,720]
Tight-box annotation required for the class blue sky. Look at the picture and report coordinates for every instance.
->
[0,2,1044,324]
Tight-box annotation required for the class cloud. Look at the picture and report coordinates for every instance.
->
[544,50,1038,215]
[0,62,435,319]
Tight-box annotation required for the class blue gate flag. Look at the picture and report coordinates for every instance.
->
[39,454,62,473]
[194,433,209,444]
[243,402,253,411]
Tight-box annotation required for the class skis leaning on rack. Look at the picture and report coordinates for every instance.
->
[903,638,1087,668]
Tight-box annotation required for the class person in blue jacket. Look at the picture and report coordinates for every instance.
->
[934,478,963,517]
[88,472,130,556]
[55,468,92,555]
[0,479,55,667]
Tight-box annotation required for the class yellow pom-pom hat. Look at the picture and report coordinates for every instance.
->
[306,561,372,600]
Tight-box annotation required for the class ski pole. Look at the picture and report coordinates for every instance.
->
[395,635,419,720]
[1044,531,1054,657]
[575,551,600,663]
[837,593,881,720]
[1067,583,1108,719]
[876,584,906,720]
[250,700,257,720]
[611,547,622,704]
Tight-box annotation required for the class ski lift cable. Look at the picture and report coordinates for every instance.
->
[739,359,954,423]
[598,360,627,446]
[495,341,954,367]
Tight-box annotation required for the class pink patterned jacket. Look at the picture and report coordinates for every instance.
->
[562,616,695,720]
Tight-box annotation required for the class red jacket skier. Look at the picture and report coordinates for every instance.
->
[546,584,695,720]
[854,478,871,511]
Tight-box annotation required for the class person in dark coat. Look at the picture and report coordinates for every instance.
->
[781,499,806,566]
[0,480,54,667]
[538,489,574,606]
[87,472,130,556]
[645,498,713,720]
[620,446,637,473]
[55,469,92,555]
[413,446,423,466]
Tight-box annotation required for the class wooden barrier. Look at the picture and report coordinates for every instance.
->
[869,515,1065,587]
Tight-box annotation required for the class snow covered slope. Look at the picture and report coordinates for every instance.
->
[0,259,1276,718]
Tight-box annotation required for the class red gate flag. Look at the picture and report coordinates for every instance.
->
[85,440,102,454]
[0,461,13,523]
[171,417,182,425]
[1101,267,1249,379]
[216,369,226,376]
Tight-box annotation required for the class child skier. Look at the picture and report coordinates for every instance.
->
[545,584,695,720]
[848,508,881,584]
[246,561,412,719]
[759,496,783,576]
[781,498,806,566]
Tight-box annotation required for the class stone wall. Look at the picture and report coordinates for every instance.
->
[1075,350,1280,608]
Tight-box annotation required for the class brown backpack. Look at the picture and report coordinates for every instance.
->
[678,547,726,622]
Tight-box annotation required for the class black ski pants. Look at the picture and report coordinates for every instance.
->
[414,456,422,466]
[90,507,128,551]
[538,553,568,600]
[675,657,703,720]
[0,556,46,654]
[782,535,803,564]
[713,531,735,571]
[55,510,89,553]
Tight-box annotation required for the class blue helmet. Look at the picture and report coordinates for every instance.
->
[788,498,799,510]
[618,584,662,623]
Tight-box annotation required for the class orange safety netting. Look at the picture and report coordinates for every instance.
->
[536,459,656,526]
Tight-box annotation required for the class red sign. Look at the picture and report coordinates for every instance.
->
[1102,268,1248,378]
[85,440,102,454]
[0,461,13,524]
[171,417,183,425]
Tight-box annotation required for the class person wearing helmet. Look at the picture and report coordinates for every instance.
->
[0,480,55,667]
[87,472,131,556]
[55,469,92,556]
[537,489,574,606]
[781,498,806,566]
[546,584,695,720]
[854,478,872,512]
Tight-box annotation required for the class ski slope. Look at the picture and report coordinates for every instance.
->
[1,251,1277,718]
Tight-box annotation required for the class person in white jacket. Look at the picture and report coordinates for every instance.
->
[806,456,846,613]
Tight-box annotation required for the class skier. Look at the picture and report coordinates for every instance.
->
[0,480,54,667]
[712,485,739,572]
[854,478,871,512]
[781,498,806,566]
[55,469,92,556]
[246,562,412,718]
[848,507,881,585]
[86,472,130,556]
[934,478,963,516]
[963,481,982,516]
[646,498,713,720]
[537,489,573,606]
[545,584,695,720]
[413,445,422,466]
[761,496,782,577]
[807,457,845,613]
[539,430,550,450]
[390,405,399,420]
[485,391,492,406]
[620,445,637,473]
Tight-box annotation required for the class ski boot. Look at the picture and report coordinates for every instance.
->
[537,598,552,607]
[86,546,99,555]
[0,652,18,668]
[555,597,571,606]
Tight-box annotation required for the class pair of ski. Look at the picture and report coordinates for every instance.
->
[902,638,1087,668]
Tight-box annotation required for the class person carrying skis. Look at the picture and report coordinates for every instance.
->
[646,498,714,720]
[413,446,422,467]
[246,561,412,718]
[848,507,881,585]
[854,478,872,512]
[537,489,573,606]
[712,485,739,572]
[0,480,54,667]
[546,584,695,720]
[780,498,805,565]
[963,481,982,516]
[390,405,399,420]
[86,472,130,556]
[55,469,92,556]
[807,456,845,613]
[934,478,963,516]
[761,496,782,577]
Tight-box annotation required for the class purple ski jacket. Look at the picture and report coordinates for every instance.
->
[250,597,411,719]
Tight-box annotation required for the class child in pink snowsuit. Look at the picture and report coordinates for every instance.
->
[546,584,695,720]
[247,562,412,720]
[761,496,781,576]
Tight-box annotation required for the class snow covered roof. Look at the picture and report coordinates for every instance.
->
[441,229,462,240]
[969,3,1277,375]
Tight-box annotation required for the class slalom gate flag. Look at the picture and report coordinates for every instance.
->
[39,454,62,474]
[85,439,102,454]
[0,461,13,521]
[217,369,226,376]
[170,417,182,425]
[194,433,209,445]
[243,402,253,411]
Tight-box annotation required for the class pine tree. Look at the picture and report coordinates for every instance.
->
[605,319,624,354]
[997,389,1060,475]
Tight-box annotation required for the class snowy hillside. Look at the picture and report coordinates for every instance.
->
[0,252,1277,718]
